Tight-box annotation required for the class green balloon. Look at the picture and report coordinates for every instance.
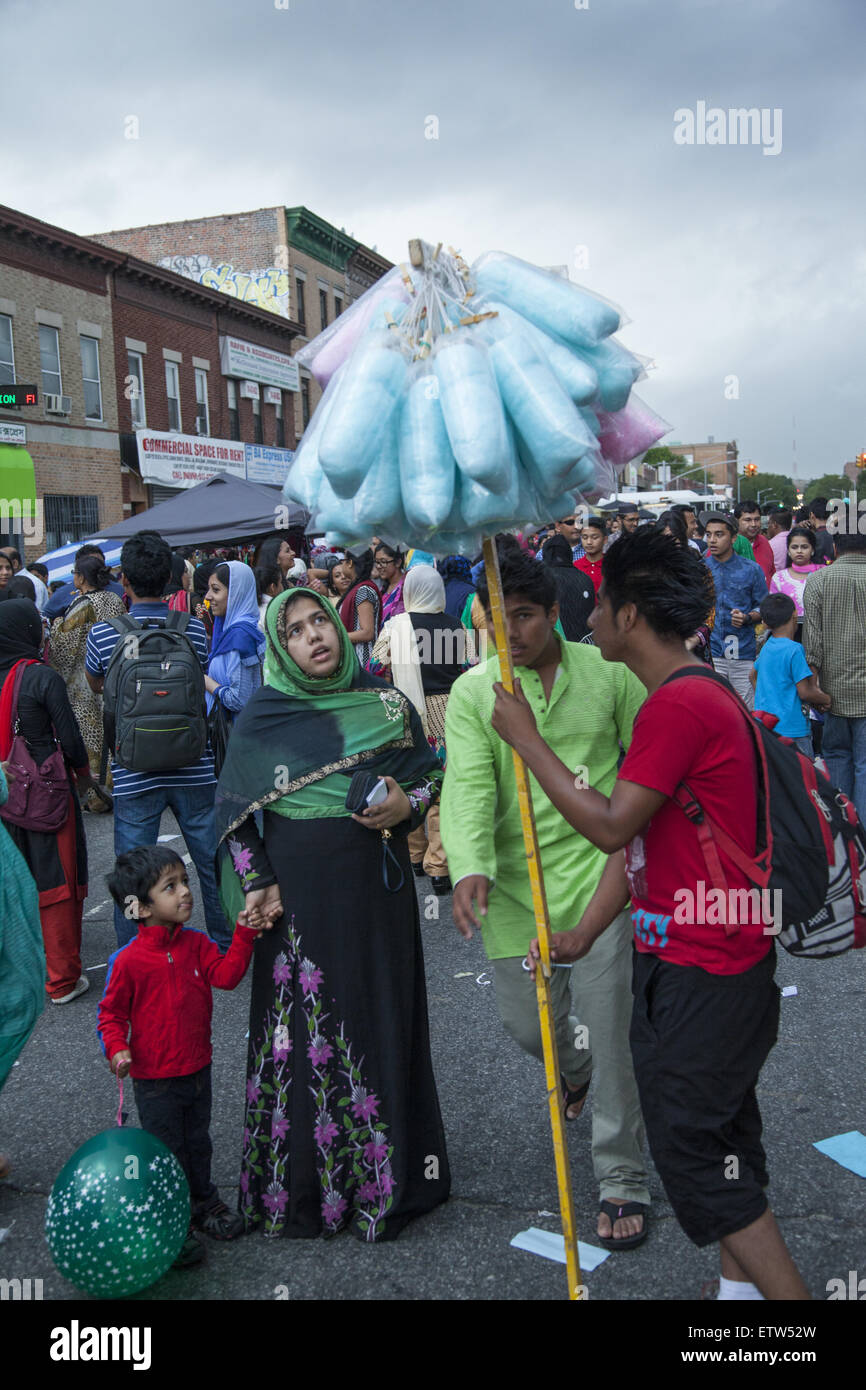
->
[46,1128,190,1297]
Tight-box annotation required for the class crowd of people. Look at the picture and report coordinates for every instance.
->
[0,488,863,1297]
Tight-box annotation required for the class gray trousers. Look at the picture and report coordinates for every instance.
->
[493,910,650,1207]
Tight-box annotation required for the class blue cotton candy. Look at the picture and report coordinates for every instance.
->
[434,337,516,493]
[399,372,457,530]
[492,304,599,404]
[283,365,350,510]
[355,408,403,529]
[490,329,597,492]
[581,339,642,412]
[473,251,620,349]
[318,334,408,498]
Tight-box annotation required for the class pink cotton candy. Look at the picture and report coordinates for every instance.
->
[596,394,670,468]
[307,276,411,387]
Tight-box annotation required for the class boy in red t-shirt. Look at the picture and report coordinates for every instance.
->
[99,845,276,1267]
[490,528,810,1302]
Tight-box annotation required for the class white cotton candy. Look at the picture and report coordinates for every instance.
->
[473,251,620,349]
[399,371,457,530]
[434,336,516,493]
[318,334,409,498]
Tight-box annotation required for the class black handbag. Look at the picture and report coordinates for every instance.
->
[207,699,232,777]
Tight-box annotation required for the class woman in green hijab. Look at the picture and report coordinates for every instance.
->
[215,588,450,1242]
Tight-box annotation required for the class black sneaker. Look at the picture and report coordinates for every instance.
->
[173,1229,206,1268]
[411,862,426,878]
[431,876,452,896]
[192,1199,245,1241]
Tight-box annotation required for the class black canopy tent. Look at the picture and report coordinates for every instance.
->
[83,474,309,548]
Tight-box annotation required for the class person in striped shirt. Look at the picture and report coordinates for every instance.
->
[85,531,231,952]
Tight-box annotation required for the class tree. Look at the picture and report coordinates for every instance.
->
[643,445,689,478]
[737,472,798,509]
[803,472,866,505]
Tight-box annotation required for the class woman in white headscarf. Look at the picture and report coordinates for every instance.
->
[368,566,474,894]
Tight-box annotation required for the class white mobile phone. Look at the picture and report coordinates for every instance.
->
[366,777,389,808]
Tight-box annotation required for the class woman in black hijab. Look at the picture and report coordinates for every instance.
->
[540,533,596,642]
[0,601,96,1004]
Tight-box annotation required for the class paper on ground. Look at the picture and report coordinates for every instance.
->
[158,834,180,842]
[813,1131,866,1179]
[510,1226,610,1271]
[781,986,798,997]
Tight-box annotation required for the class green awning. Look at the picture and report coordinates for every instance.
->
[0,445,37,525]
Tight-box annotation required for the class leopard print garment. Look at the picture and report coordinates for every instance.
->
[49,589,126,794]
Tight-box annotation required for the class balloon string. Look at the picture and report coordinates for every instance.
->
[116,1075,124,1127]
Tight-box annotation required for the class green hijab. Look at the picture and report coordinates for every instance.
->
[214,588,439,917]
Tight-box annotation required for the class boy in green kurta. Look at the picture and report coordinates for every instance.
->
[441,548,651,1248]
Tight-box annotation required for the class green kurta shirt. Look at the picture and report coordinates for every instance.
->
[440,638,646,959]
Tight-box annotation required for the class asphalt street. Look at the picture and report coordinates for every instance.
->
[1,805,864,1303]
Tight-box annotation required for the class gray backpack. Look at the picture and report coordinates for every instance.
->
[102,611,208,773]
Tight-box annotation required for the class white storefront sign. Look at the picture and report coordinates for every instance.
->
[239,380,260,399]
[263,386,282,405]
[245,444,294,486]
[219,334,299,392]
[137,430,246,488]
[136,429,295,491]
[0,422,26,445]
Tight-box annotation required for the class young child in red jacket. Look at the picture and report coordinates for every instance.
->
[99,845,275,1268]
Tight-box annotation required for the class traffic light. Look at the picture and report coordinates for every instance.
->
[744,463,758,477]
[857,452,866,470]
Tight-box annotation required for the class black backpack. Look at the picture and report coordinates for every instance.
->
[102,611,208,774]
[665,665,866,958]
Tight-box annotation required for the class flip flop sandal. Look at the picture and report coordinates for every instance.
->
[560,1075,591,1121]
[597,1200,649,1251]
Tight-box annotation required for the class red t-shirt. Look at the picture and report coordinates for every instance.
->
[574,556,602,596]
[618,671,773,974]
[750,532,776,587]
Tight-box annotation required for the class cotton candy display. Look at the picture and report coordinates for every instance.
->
[283,239,667,555]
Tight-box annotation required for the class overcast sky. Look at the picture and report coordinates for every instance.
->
[3,0,864,481]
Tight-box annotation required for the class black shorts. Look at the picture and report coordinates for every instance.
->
[630,946,779,1248]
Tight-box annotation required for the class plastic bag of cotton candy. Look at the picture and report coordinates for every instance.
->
[283,242,667,553]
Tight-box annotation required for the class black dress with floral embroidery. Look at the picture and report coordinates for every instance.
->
[226,776,451,1242]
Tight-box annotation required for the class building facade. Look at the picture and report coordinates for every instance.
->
[0,207,123,558]
[0,203,305,558]
[92,205,392,440]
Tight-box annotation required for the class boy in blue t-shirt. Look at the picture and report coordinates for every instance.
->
[751,593,830,756]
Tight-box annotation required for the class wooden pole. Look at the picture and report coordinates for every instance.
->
[482,536,582,1299]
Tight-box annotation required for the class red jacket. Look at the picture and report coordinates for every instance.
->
[97,921,257,1079]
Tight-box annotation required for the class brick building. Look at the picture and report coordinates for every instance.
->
[92,204,393,438]
[0,207,123,558]
[665,437,739,491]
[0,203,305,557]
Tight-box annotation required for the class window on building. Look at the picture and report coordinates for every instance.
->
[227,379,240,440]
[252,395,263,445]
[0,315,14,385]
[274,395,285,448]
[165,360,181,432]
[295,277,306,329]
[39,324,62,397]
[334,295,343,318]
[79,335,103,420]
[319,288,328,330]
[195,368,209,436]
[301,378,311,430]
[43,494,100,551]
[127,350,146,426]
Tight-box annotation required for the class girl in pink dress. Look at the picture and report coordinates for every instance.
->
[768,526,821,615]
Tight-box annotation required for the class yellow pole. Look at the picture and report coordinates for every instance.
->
[482,536,582,1299]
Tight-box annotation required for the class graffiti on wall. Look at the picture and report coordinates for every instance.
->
[157,254,290,318]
